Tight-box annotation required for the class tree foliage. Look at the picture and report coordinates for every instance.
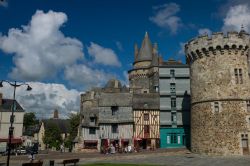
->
[64,113,80,149]
[23,112,39,128]
[43,121,62,149]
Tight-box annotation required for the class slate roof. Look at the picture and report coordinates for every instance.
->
[42,119,70,133]
[132,93,159,110]
[136,32,153,62]
[0,99,24,112]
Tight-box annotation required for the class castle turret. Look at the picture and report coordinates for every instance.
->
[128,32,158,93]
[185,31,250,155]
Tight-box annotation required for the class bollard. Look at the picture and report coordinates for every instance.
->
[49,160,54,166]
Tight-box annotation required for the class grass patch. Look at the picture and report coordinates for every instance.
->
[81,163,159,166]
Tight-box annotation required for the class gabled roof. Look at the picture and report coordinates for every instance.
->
[42,119,70,133]
[0,99,24,112]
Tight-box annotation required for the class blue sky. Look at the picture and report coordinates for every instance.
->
[0,0,249,118]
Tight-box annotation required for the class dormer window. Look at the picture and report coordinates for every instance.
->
[111,106,118,115]
[90,117,95,123]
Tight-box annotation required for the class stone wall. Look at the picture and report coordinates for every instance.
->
[186,31,250,155]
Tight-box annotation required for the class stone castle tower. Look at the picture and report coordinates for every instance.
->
[185,30,250,155]
[128,32,159,94]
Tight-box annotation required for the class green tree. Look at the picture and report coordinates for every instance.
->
[43,121,62,149]
[64,113,80,149]
[23,112,39,128]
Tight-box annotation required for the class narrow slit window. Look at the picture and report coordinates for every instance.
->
[214,102,219,112]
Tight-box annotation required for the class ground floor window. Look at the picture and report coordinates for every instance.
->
[84,141,97,149]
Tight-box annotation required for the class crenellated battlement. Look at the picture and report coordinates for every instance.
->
[185,31,250,64]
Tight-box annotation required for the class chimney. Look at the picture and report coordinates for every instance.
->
[53,109,59,119]
[0,93,2,106]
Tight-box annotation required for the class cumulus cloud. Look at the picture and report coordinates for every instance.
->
[0,82,80,119]
[222,4,250,32]
[149,3,182,34]
[64,64,114,89]
[198,28,212,36]
[87,42,121,67]
[0,10,84,81]
[0,0,8,7]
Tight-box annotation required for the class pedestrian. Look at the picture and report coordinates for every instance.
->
[60,144,64,153]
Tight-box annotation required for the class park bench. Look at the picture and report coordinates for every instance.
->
[22,160,43,166]
[60,158,79,166]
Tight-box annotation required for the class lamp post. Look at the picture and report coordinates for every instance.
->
[0,80,32,166]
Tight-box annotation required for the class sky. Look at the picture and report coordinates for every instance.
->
[0,0,250,118]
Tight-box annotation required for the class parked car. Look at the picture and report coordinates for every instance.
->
[15,147,27,155]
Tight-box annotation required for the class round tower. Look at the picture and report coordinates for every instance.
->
[185,31,250,155]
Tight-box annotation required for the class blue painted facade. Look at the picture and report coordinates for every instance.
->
[159,60,190,148]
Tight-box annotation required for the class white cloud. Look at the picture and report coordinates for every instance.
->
[149,3,182,34]
[177,42,185,56]
[115,41,123,51]
[0,0,8,7]
[222,4,250,32]
[198,28,212,36]
[88,42,121,67]
[64,64,114,89]
[0,82,81,119]
[0,10,84,81]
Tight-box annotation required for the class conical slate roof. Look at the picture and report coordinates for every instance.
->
[136,32,153,62]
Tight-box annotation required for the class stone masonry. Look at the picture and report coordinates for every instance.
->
[185,30,250,155]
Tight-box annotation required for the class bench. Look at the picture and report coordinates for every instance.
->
[60,159,79,166]
[22,161,43,166]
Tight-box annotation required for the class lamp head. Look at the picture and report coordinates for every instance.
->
[26,85,32,91]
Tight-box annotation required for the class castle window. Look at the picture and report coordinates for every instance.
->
[170,83,176,95]
[144,113,149,121]
[89,127,96,135]
[112,124,118,133]
[234,69,239,84]
[214,102,219,112]
[234,68,243,84]
[170,70,175,77]
[155,86,159,92]
[239,69,243,84]
[111,106,118,115]
[171,98,176,108]
[247,101,250,112]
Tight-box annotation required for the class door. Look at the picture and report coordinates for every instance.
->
[242,139,249,155]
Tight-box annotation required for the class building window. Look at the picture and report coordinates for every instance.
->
[89,127,96,135]
[170,133,177,144]
[214,102,219,112]
[247,101,250,112]
[144,113,149,121]
[112,124,118,133]
[144,125,150,134]
[171,113,177,123]
[170,69,175,77]
[170,83,176,95]
[234,68,243,84]
[111,106,118,115]
[90,117,95,123]
[171,98,176,108]
[155,86,159,92]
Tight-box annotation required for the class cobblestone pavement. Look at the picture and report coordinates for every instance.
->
[1,148,250,166]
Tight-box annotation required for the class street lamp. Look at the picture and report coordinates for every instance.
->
[0,80,32,166]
